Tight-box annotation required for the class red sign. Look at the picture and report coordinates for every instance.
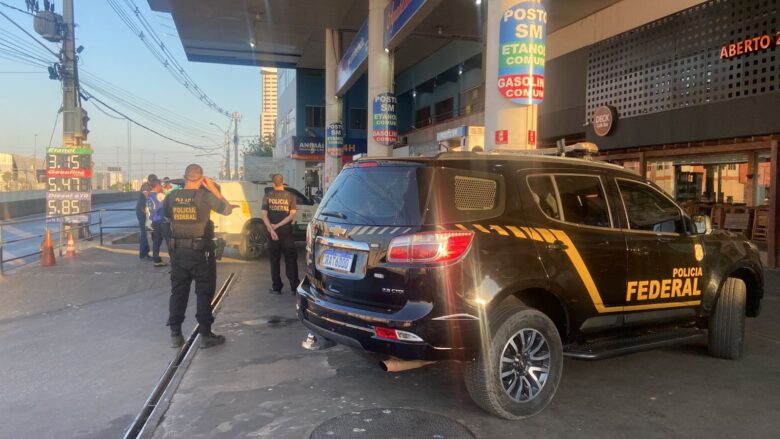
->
[46,168,92,178]
[528,130,537,145]
[720,31,779,59]
[495,130,508,145]
[498,75,545,102]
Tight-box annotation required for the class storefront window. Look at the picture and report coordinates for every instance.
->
[756,154,771,206]
[646,156,751,205]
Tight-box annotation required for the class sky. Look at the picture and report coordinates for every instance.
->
[0,0,262,180]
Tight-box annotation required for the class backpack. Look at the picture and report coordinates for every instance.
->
[147,192,166,224]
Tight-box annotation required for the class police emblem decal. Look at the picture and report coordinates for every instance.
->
[694,244,704,262]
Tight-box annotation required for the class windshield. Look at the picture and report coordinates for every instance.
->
[316,165,430,226]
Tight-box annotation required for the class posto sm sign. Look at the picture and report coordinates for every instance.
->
[498,0,547,105]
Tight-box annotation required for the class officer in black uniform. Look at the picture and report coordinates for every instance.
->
[164,164,234,348]
[261,174,300,295]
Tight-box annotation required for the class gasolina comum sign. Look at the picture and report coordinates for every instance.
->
[498,0,547,105]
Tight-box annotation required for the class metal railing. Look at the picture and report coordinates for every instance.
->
[0,208,139,275]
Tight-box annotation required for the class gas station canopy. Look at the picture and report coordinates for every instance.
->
[148,0,621,70]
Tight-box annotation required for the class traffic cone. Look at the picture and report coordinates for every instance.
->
[40,229,56,267]
[64,232,76,259]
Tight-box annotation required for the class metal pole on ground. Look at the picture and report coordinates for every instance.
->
[0,224,4,276]
[58,221,64,257]
[99,209,104,246]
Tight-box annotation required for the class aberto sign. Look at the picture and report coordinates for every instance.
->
[498,0,547,105]
[719,30,779,59]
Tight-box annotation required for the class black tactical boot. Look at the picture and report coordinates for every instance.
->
[200,331,225,348]
[170,327,184,348]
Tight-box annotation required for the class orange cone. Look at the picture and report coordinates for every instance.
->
[40,229,56,267]
[64,232,76,259]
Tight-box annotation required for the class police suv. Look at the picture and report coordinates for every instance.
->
[296,151,764,419]
[210,181,318,259]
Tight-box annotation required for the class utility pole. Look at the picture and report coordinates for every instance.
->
[127,121,132,188]
[61,0,87,145]
[232,112,241,180]
[224,128,231,180]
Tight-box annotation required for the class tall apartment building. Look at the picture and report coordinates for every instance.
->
[260,67,278,140]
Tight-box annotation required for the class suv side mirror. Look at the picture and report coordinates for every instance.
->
[692,215,712,235]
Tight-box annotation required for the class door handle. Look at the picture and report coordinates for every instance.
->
[546,240,569,251]
[629,248,650,256]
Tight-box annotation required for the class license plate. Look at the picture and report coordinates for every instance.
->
[322,250,354,272]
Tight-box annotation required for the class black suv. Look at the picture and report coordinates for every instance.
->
[296,153,764,419]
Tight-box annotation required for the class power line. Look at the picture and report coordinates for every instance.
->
[107,0,231,118]
[47,102,63,148]
[82,89,224,151]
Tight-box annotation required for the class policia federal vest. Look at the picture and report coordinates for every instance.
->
[168,189,211,239]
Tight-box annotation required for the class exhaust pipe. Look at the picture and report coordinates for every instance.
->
[379,357,436,372]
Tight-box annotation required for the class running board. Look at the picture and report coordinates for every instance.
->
[563,328,706,360]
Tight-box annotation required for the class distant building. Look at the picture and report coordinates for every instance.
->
[260,67,278,140]
[0,152,45,191]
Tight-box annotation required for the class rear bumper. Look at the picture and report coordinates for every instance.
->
[296,279,481,361]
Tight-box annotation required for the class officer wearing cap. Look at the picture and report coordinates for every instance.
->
[261,173,300,295]
[164,164,234,348]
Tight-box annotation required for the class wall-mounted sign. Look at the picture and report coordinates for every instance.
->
[384,0,428,48]
[336,21,369,95]
[46,144,92,223]
[495,130,509,145]
[107,166,122,172]
[498,0,547,105]
[372,93,398,145]
[720,31,779,59]
[593,105,617,137]
[292,136,367,161]
[527,130,537,145]
[436,126,468,142]
[326,122,344,157]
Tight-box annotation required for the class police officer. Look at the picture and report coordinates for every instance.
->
[164,164,234,348]
[261,174,300,295]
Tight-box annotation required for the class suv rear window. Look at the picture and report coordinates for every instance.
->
[318,164,504,226]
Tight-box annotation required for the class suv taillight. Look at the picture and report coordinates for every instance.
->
[387,231,474,264]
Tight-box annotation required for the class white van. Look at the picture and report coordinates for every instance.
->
[211,181,318,259]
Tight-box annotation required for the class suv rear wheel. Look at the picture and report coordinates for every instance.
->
[239,223,266,260]
[708,277,747,360]
[464,302,563,420]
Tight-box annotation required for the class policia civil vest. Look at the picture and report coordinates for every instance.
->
[164,188,227,241]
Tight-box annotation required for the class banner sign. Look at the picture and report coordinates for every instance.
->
[372,93,398,145]
[292,136,367,160]
[46,168,92,178]
[498,0,547,105]
[384,0,428,48]
[46,147,91,155]
[336,21,369,95]
[326,123,345,157]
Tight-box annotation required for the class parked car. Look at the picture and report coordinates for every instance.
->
[297,152,764,419]
[211,181,318,259]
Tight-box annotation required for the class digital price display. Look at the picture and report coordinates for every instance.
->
[46,145,92,223]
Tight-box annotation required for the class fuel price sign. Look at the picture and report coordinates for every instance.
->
[46,145,92,223]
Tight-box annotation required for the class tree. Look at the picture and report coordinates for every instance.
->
[242,134,275,157]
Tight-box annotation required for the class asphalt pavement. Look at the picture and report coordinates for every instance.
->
[151,253,780,439]
[0,244,238,439]
[1,243,777,438]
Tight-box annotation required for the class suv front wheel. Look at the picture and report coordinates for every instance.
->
[239,223,267,260]
[464,302,563,420]
[708,277,747,360]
